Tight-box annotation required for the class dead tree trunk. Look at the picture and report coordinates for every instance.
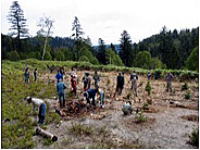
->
[36,127,58,141]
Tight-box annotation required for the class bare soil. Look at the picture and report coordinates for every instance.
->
[33,70,199,149]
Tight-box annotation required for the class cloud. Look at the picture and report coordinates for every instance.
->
[1,0,199,45]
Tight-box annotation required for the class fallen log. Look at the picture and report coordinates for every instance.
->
[36,127,58,142]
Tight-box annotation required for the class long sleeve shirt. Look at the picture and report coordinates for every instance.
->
[57,82,66,94]
[31,98,44,111]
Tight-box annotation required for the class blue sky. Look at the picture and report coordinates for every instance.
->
[1,0,199,45]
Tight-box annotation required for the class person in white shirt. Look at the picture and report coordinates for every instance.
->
[24,96,47,124]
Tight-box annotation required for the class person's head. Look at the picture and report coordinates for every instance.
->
[83,92,88,100]
[57,70,60,73]
[97,87,101,93]
[95,70,97,74]
[86,73,89,76]
[24,96,32,103]
[127,101,132,105]
[119,72,122,76]
[35,68,37,71]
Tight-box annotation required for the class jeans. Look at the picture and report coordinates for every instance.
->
[38,103,46,124]
[59,92,65,107]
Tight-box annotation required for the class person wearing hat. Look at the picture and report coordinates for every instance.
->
[122,101,133,115]
[24,96,47,124]
[130,72,138,97]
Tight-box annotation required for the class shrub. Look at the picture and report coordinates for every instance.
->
[181,83,189,91]
[135,112,147,123]
[145,81,152,96]
[142,103,149,110]
[185,91,191,99]
[154,69,162,79]
[188,128,199,148]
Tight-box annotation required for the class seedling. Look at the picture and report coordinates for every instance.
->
[185,91,191,99]
[182,83,189,91]
[145,81,152,96]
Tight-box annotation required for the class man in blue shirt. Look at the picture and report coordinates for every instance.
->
[55,70,63,83]
[84,88,98,106]
[57,79,67,108]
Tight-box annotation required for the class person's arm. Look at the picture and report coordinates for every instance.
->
[56,84,59,92]
[63,83,67,89]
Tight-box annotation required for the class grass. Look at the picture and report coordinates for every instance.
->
[69,122,94,136]
[1,67,61,148]
[2,59,198,80]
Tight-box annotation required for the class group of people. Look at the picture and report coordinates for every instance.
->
[114,72,139,98]
[24,65,175,124]
[55,68,105,109]
[24,67,38,83]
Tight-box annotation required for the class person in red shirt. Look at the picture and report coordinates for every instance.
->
[71,74,77,96]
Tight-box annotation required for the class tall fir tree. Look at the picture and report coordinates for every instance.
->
[72,16,84,61]
[119,30,133,67]
[97,38,106,64]
[7,1,29,51]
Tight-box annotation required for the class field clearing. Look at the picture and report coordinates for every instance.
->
[1,60,199,149]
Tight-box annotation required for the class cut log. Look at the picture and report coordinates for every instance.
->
[36,127,58,142]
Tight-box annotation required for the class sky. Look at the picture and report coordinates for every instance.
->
[1,0,199,45]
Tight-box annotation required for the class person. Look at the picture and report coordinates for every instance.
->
[97,88,105,108]
[57,79,67,108]
[122,101,133,115]
[165,72,174,92]
[82,73,91,91]
[83,88,98,106]
[115,72,125,96]
[34,68,38,81]
[24,67,30,83]
[55,70,63,83]
[93,71,100,88]
[130,72,138,97]
[71,74,77,96]
[60,67,65,78]
[147,72,151,80]
[24,96,47,124]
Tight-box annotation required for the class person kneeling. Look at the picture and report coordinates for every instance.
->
[122,101,133,115]
[83,88,98,106]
